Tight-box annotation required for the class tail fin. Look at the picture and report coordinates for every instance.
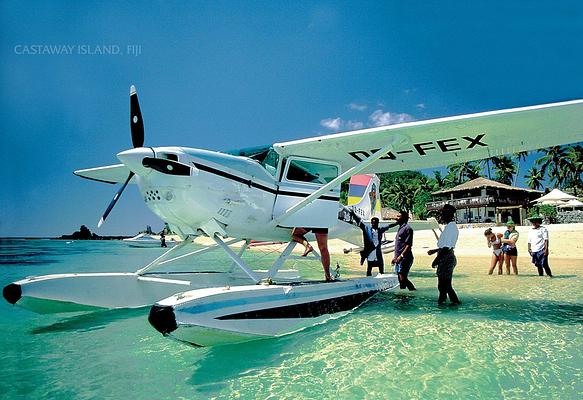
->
[347,174,382,221]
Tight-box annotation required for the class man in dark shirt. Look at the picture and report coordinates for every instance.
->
[392,211,416,290]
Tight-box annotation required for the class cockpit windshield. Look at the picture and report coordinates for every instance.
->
[249,148,280,177]
[224,145,280,177]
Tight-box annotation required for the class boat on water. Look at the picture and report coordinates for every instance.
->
[123,232,180,248]
[148,274,398,347]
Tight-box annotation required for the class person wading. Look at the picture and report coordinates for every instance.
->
[350,210,396,276]
[428,204,461,305]
[391,211,416,290]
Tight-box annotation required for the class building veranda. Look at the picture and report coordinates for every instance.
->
[426,177,542,225]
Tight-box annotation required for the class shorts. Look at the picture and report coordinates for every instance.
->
[293,227,329,235]
[394,254,414,275]
[503,246,517,256]
[306,227,328,234]
[531,250,547,267]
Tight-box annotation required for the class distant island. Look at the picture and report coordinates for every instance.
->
[59,225,127,240]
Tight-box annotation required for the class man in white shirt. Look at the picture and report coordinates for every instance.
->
[527,214,553,277]
[427,204,461,305]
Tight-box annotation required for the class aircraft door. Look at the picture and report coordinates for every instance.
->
[273,157,341,228]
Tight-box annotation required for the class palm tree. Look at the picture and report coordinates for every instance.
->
[565,145,583,193]
[414,175,434,196]
[491,156,517,185]
[381,180,416,212]
[524,166,544,190]
[535,146,565,176]
[433,170,445,187]
[479,157,494,179]
[465,163,482,180]
[513,151,529,186]
[447,162,481,184]
[535,146,573,188]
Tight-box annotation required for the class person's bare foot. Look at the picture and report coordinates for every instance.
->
[302,245,313,257]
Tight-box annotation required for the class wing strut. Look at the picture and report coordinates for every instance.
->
[211,234,261,283]
[135,236,193,275]
[270,134,408,228]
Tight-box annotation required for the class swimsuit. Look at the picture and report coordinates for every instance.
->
[492,237,502,256]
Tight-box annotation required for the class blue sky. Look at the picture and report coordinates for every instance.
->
[1,1,582,237]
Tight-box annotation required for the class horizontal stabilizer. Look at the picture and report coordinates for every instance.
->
[74,164,135,184]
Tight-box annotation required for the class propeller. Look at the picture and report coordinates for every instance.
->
[97,85,144,228]
[97,171,135,228]
[130,85,144,148]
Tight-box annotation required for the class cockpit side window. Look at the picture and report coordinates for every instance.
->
[286,159,338,185]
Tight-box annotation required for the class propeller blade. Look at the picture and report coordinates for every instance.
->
[97,172,135,228]
[130,85,144,148]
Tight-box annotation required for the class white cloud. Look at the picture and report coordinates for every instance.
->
[348,102,367,111]
[320,117,343,130]
[369,109,413,127]
[346,120,364,130]
[416,103,426,110]
[320,117,364,131]
[320,108,413,131]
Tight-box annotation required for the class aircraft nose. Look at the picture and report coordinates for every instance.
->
[117,147,155,176]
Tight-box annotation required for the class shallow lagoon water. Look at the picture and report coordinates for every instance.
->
[1,239,581,399]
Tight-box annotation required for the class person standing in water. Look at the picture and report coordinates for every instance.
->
[527,214,553,277]
[501,220,519,275]
[484,228,503,275]
[291,227,332,281]
[428,204,461,305]
[349,209,396,276]
[391,211,416,290]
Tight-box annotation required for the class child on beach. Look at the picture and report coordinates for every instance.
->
[484,228,503,275]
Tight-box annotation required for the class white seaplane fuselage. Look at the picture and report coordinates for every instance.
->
[117,146,342,241]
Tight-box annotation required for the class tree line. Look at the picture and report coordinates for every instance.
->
[340,143,582,219]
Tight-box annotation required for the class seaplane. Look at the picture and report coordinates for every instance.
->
[3,86,582,346]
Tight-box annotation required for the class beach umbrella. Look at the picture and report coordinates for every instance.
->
[532,188,577,205]
[557,199,583,209]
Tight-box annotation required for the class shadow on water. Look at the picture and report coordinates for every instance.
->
[408,270,470,278]
[369,291,583,325]
[31,307,146,334]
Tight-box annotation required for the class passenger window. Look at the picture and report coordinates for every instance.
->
[286,159,338,184]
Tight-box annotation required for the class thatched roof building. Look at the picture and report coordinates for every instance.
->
[427,177,542,225]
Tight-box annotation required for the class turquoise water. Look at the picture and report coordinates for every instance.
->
[1,239,581,399]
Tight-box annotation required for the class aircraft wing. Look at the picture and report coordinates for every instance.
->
[74,164,135,184]
[273,100,583,173]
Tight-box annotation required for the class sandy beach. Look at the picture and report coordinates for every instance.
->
[195,223,583,279]
[333,222,583,278]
